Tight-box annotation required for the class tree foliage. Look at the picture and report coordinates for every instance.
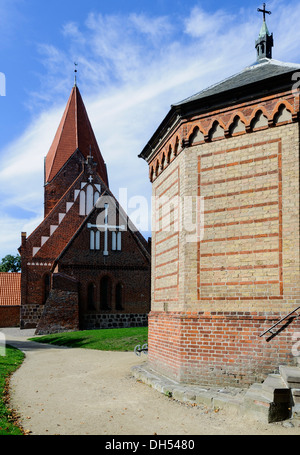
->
[0,255,21,273]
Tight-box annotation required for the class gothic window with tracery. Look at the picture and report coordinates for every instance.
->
[79,182,101,216]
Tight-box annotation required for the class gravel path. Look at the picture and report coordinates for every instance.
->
[2,328,300,436]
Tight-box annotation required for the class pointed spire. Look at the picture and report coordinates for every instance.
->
[256,3,274,61]
[45,85,109,186]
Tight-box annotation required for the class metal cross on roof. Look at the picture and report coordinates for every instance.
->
[257,3,271,22]
[74,62,78,86]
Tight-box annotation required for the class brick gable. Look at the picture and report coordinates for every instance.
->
[20,86,151,332]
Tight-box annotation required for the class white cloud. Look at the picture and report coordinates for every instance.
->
[129,13,173,39]
[184,6,233,38]
[0,0,25,46]
[0,109,58,256]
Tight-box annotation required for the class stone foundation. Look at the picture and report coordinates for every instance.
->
[20,304,44,329]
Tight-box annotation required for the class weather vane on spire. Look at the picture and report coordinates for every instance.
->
[257,3,271,22]
[74,62,78,86]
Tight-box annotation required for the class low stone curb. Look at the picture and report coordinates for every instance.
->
[132,364,300,425]
[131,364,246,416]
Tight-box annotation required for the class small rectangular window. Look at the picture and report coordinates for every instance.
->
[112,231,117,251]
[117,232,122,251]
[95,231,100,250]
[90,230,95,250]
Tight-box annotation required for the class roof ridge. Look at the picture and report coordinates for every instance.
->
[45,87,75,183]
[172,68,245,107]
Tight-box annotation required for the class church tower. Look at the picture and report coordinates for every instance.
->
[139,5,300,388]
[44,84,108,217]
[20,82,151,333]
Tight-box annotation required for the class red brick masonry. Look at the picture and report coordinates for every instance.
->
[0,307,20,328]
[148,311,300,387]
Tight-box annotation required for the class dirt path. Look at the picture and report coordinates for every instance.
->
[2,328,300,436]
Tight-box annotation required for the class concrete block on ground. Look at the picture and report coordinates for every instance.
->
[279,366,300,389]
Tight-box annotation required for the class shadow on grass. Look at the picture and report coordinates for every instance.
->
[29,336,93,349]
[27,327,148,352]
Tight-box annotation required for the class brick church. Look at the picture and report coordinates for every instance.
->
[139,9,300,386]
[19,83,151,334]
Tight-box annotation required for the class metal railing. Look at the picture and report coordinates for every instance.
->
[134,344,148,356]
[259,306,300,337]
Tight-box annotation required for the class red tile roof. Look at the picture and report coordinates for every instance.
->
[0,273,21,306]
[45,86,108,186]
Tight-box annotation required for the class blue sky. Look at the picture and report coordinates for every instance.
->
[0,0,300,258]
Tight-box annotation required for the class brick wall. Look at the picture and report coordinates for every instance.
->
[35,274,79,335]
[148,91,300,386]
[0,307,20,328]
[149,311,300,386]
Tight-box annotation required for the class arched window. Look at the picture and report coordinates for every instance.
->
[80,190,86,216]
[250,110,268,130]
[95,230,100,250]
[167,146,172,164]
[189,126,204,145]
[90,230,95,250]
[273,105,292,125]
[174,139,179,156]
[150,167,154,182]
[87,283,96,311]
[100,276,112,310]
[155,161,159,177]
[209,121,225,141]
[94,191,100,206]
[86,184,94,214]
[79,183,102,216]
[115,283,124,311]
[117,232,122,251]
[43,274,51,304]
[229,116,246,136]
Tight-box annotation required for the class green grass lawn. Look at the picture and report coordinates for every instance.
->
[0,345,25,435]
[29,326,148,352]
